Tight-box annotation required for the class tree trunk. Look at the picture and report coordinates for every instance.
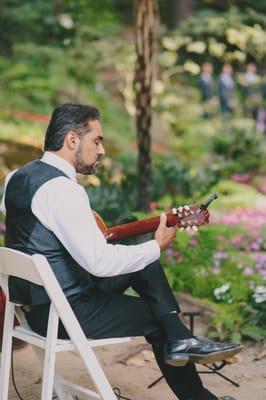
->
[53,0,64,16]
[134,0,159,212]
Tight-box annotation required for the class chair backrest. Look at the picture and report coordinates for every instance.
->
[0,248,43,300]
[0,247,91,348]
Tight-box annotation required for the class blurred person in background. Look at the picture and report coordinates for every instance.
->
[199,62,217,119]
[238,62,261,120]
[218,64,236,115]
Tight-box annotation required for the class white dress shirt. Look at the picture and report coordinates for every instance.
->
[0,152,160,277]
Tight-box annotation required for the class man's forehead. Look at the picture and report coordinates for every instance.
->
[87,119,103,135]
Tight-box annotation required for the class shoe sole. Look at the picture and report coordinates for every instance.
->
[189,345,243,364]
[165,354,189,367]
[165,346,243,367]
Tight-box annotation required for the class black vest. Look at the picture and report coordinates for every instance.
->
[5,159,92,305]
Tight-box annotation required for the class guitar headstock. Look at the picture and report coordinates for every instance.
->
[172,204,210,231]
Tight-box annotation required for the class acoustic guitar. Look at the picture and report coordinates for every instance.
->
[94,193,218,242]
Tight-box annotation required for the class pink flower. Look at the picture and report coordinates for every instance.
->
[0,223,6,234]
[189,239,198,247]
[243,267,253,276]
[149,202,157,212]
[175,253,183,263]
[230,235,245,246]
[231,173,253,184]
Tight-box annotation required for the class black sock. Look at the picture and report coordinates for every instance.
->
[161,311,193,340]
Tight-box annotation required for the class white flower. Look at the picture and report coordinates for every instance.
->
[220,283,231,293]
[58,14,74,29]
[254,286,266,294]
[252,286,266,303]
[214,283,231,300]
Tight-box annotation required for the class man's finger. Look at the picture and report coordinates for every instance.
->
[159,212,167,227]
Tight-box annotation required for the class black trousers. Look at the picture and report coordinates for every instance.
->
[26,261,216,400]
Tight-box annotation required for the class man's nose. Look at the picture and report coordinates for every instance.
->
[98,142,105,156]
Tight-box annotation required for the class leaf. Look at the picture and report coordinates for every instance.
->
[162,37,178,51]
[158,51,178,68]
[253,350,266,361]
[141,350,154,362]
[126,356,145,367]
[183,60,200,75]
[230,331,242,343]
[186,41,206,54]
[242,326,266,341]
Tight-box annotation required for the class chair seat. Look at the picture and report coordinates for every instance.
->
[14,323,130,352]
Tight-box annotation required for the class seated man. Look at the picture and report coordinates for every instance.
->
[0,104,241,400]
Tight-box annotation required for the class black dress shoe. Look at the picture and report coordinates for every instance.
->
[164,335,242,367]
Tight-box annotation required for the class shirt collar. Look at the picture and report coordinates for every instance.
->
[41,152,77,182]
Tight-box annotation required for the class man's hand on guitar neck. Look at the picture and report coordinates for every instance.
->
[155,212,177,251]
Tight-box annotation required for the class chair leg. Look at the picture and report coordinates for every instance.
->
[41,303,59,400]
[33,346,71,400]
[54,370,74,400]
[79,345,117,400]
[0,302,15,400]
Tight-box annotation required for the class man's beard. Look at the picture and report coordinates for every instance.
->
[75,147,100,175]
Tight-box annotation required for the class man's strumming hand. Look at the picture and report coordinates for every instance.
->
[155,212,177,251]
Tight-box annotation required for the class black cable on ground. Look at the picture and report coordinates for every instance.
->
[113,387,138,400]
[10,337,135,400]
[11,344,25,400]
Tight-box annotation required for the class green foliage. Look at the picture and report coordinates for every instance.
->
[0,0,129,113]
[211,180,266,209]
[0,0,126,56]
[166,6,266,68]
[212,119,265,174]
[0,1,65,55]
[161,224,266,342]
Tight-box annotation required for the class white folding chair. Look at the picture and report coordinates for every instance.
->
[0,247,130,400]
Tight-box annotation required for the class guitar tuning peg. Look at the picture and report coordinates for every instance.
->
[179,227,184,232]
[184,205,190,211]
[172,207,177,214]
[192,226,198,231]
[178,206,183,212]
[186,226,191,232]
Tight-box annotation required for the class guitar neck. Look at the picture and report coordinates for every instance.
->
[106,214,179,241]
[97,193,216,242]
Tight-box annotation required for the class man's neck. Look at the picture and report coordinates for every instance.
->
[41,152,77,182]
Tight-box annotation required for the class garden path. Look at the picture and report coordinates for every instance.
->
[6,293,266,400]
[7,334,266,400]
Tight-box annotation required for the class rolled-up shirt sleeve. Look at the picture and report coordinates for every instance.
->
[32,177,160,277]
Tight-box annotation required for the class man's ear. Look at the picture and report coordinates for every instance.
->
[65,131,79,150]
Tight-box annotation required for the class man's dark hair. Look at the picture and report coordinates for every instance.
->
[44,103,100,151]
